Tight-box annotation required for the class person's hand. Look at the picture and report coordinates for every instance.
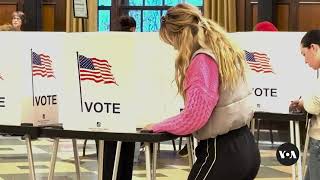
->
[289,99,304,112]
[142,123,154,132]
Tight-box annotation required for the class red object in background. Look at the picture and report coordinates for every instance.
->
[254,21,278,31]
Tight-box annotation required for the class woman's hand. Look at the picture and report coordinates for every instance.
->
[142,123,154,132]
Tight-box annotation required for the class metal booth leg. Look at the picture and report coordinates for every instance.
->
[144,142,152,180]
[187,136,195,169]
[294,121,302,180]
[290,121,296,180]
[98,140,104,180]
[48,138,59,180]
[72,139,81,180]
[112,141,122,180]
[152,143,158,180]
[25,134,36,180]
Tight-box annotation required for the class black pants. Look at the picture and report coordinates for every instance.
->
[98,141,135,180]
[188,126,260,180]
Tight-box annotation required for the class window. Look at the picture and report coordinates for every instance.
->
[98,0,112,31]
[98,0,203,32]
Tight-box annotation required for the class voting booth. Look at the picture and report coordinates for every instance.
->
[230,32,316,113]
[0,33,25,126]
[0,31,316,133]
[57,32,137,132]
[0,32,62,127]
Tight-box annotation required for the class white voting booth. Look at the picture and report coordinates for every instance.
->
[23,33,62,127]
[0,33,62,127]
[0,33,25,126]
[58,32,137,132]
[0,31,317,180]
[230,32,316,112]
[0,32,316,130]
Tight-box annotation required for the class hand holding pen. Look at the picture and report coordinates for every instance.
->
[289,96,303,113]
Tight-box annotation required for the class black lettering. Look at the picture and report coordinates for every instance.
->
[84,102,93,112]
[0,97,5,107]
[104,103,112,113]
[113,103,120,113]
[263,88,269,96]
[52,95,57,104]
[254,88,263,96]
[94,102,103,113]
[41,96,47,105]
[34,95,58,106]
[46,95,52,105]
[85,101,121,114]
[271,88,277,97]
[35,96,41,106]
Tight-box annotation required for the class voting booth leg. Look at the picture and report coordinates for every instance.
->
[251,118,256,135]
[48,138,59,180]
[72,139,81,180]
[193,137,198,162]
[25,135,36,180]
[145,142,152,180]
[290,121,296,180]
[302,120,311,177]
[187,136,195,169]
[294,121,303,180]
[98,140,104,180]
[112,141,122,180]
[152,143,158,180]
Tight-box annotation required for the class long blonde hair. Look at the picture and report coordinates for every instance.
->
[159,3,246,99]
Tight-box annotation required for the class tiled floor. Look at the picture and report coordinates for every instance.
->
[0,133,300,180]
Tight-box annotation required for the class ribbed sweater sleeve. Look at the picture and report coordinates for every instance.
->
[151,54,220,135]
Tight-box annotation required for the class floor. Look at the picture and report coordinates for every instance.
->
[0,130,302,180]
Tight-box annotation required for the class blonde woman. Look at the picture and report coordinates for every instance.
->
[143,4,260,179]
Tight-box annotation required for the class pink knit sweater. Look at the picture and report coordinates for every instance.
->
[152,54,220,135]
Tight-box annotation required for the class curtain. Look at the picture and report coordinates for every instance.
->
[66,0,97,32]
[204,0,237,32]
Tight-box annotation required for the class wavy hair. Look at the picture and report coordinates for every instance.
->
[159,3,246,99]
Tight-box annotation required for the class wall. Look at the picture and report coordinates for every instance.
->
[237,0,320,31]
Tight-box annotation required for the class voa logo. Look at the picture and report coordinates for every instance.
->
[276,143,299,166]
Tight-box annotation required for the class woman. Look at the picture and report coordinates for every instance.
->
[290,29,320,180]
[143,4,260,179]
[11,11,25,31]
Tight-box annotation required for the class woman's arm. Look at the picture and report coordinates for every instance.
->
[152,54,220,135]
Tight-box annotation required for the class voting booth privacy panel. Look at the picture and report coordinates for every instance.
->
[23,33,62,127]
[58,32,137,132]
[0,32,316,132]
[230,32,316,113]
[0,32,62,126]
[0,33,25,126]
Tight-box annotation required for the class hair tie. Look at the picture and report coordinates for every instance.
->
[161,16,166,24]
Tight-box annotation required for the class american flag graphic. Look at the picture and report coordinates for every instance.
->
[245,51,273,73]
[78,54,118,85]
[32,52,55,78]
